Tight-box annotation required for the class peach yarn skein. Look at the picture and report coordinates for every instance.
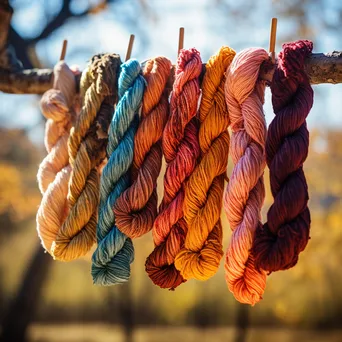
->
[224,48,268,305]
[37,61,76,253]
[37,54,121,261]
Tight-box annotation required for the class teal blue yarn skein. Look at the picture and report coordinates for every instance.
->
[92,59,145,285]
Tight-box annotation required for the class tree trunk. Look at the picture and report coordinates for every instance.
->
[119,281,134,342]
[234,303,249,342]
[0,244,52,342]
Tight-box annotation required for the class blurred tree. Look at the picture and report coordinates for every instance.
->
[0,248,52,342]
[119,282,134,342]
[0,128,41,226]
[0,1,148,341]
[0,0,151,93]
[2,1,342,342]
[216,0,342,44]
[8,0,148,69]
[235,304,249,342]
[0,127,45,342]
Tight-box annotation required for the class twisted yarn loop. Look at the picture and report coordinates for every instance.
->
[50,53,121,261]
[145,48,202,290]
[224,48,269,305]
[37,61,76,194]
[92,59,145,285]
[174,46,236,281]
[36,62,76,253]
[253,40,313,272]
[114,57,172,238]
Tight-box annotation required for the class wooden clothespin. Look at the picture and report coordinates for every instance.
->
[59,40,68,61]
[269,18,277,64]
[167,28,185,98]
[125,34,135,61]
[178,27,184,58]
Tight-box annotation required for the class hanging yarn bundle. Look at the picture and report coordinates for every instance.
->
[113,57,172,238]
[92,59,145,286]
[224,48,269,305]
[145,48,202,290]
[174,46,236,281]
[37,53,121,261]
[253,40,314,272]
[36,61,76,254]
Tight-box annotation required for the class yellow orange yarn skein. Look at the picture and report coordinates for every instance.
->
[175,46,236,281]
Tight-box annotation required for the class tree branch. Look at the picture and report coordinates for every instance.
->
[8,26,32,68]
[0,68,84,94]
[2,52,342,94]
[305,52,342,84]
[0,0,12,51]
[28,0,71,44]
[4,0,114,70]
[2,1,342,94]
[0,68,53,94]
[27,0,111,44]
[260,51,342,85]
[0,0,13,69]
[27,0,79,44]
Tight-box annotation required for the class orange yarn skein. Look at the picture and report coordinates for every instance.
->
[175,46,236,281]
[114,57,172,238]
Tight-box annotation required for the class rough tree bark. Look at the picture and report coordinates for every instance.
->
[259,51,342,84]
[2,52,342,94]
[1,0,342,95]
[0,68,53,94]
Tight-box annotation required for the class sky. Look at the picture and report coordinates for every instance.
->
[1,0,342,144]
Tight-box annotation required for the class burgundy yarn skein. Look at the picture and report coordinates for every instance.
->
[253,40,314,272]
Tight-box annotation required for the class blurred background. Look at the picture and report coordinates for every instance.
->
[1,0,342,341]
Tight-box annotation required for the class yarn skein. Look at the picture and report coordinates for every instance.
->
[38,54,121,261]
[92,59,145,286]
[174,47,236,281]
[145,48,202,290]
[113,57,172,238]
[253,40,313,272]
[224,48,269,305]
[37,62,76,194]
[36,61,76,253]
